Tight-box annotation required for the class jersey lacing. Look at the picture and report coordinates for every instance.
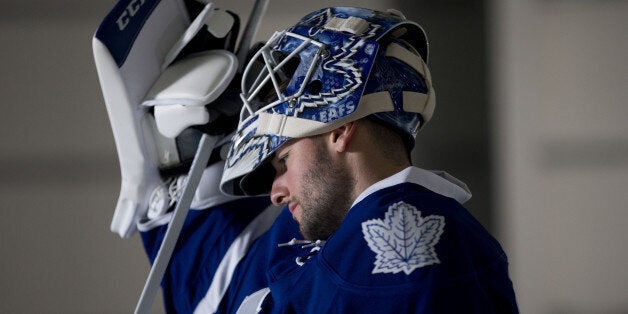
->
[278,238,326,266]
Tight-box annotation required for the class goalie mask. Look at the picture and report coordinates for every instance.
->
[221,7,435,196]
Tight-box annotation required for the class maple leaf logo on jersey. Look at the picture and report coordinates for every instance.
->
[361,201,445,275]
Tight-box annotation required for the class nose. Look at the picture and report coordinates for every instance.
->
[270,174,289,206]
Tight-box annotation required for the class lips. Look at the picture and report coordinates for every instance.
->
[288,202,299,219]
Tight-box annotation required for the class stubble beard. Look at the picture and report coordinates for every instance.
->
[295,142,354,241]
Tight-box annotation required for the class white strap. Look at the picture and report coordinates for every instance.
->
[359,91,431,115]
[256,111,326,138]
[385,42,435,121]
[255,91,432,139]
[324,16,369,35]
[386,42,426,78]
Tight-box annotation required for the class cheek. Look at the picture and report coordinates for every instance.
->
[285,167,311,199]
[286,168,304,193]
[284,139,322,193]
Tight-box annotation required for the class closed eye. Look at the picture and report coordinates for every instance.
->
[272,153,289,172]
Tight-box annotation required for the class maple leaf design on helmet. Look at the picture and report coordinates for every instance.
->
[361,201,445,275]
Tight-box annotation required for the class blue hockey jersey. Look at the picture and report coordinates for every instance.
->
[140,167,518,313]
[258,167,518,313]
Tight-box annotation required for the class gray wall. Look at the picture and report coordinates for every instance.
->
[1,1,148,312]
[491,1,628,312]
[12,0,624,313]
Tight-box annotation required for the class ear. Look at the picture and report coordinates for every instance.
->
[328,121,357,153]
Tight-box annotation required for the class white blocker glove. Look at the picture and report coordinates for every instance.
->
[93,0,241,237]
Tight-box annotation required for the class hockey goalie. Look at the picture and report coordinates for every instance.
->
[93,1,518,313]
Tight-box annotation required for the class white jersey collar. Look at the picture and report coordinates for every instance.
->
[351,166,472,208]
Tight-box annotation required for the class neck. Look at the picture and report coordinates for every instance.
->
[346,154,411,205]
[327,119,412,207]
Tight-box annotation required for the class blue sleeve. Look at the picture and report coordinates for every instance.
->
[139,197,272,313]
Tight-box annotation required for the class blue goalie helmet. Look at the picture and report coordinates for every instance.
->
[221,7,435,195]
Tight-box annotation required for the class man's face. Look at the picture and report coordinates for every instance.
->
[270,136,354,240]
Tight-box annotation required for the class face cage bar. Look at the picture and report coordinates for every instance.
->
[238,31,326,124]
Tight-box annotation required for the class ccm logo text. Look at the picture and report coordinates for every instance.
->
[116,0,146,31]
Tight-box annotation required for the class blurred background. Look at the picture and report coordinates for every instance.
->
[1,0,626,313]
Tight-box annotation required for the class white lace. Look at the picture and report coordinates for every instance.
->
[147,175,188,219]
[277,238,326,266]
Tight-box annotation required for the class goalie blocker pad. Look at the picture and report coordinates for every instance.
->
[93,0,239,237]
